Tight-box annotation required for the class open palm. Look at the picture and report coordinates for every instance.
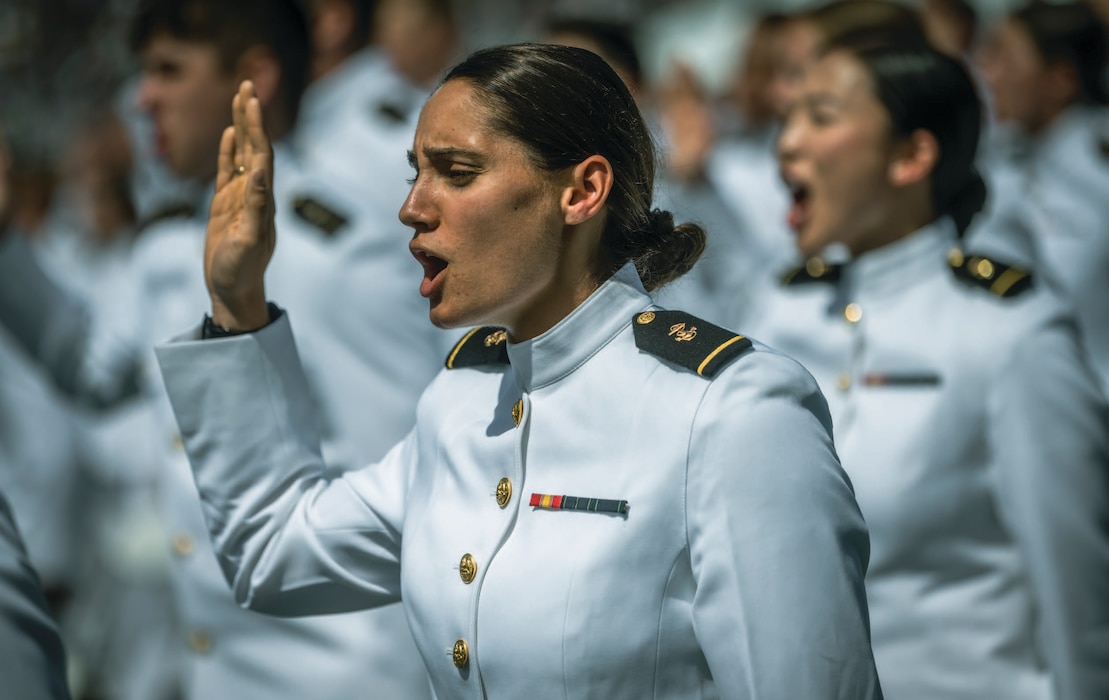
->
[205,80,276,331]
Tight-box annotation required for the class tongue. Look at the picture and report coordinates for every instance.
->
[787,200,806,230]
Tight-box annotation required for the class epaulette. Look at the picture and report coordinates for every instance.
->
[780,257,842,286]
[136,201,195,234]
[292,196,349,237]
[375,101,409,124]
[947,248,1033,298]
[445,326,510,369]
[632,310,752,379]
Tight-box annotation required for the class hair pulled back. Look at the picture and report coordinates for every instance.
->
[825,32,986,235]
[441,43,705,290]
[1012,1,1108,106]
[130,0,311,127]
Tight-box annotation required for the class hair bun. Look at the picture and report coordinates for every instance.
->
[634,209,706,291]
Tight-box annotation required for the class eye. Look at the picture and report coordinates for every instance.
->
[446,168,477,186]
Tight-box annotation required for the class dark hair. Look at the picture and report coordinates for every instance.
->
[1012,1,1108,106]
[441,43,705,291]
[544,17,643,88]
[130,0,311,127]
[825,33,986,235]
[925,0,979,53]
[806,0,928,45]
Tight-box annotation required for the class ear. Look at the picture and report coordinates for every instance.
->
[561,155,614,226]
[888,129,939,188]
[1044,60,1080,106]
[237,47,282,111]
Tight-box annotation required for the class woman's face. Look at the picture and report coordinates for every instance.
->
[977,19,1055,132]
[777,50,898,258]
[400,79,576,338]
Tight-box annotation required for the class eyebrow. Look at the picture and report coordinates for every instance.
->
[407,146,485,168]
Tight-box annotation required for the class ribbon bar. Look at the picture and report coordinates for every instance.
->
[529,493,629,515]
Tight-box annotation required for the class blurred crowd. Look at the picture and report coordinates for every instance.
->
[0,0,1107,698]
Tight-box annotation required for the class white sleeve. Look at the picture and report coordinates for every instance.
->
[156,312,416,616]
[686,348,882,699]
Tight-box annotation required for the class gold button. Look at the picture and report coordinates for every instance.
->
[188,630,212,654]
[170,433,184,452]
[172,533,194,557]
[947,248,965,267]
[975,258,995,279]
[805,257,827,277]
[511,399,523,426]
[837,373,852,391]
[843,303,863,324]
[452,639,469,668]
[459,553,476,584]
[636,311,655,325]
[495,478,512,508]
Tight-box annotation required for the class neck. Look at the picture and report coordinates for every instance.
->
[850,193,935,258]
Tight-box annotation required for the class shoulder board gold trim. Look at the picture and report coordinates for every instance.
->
[445,326,511,369]
[948,250,1033,298]
[292,196,349,236]
[779,257,842,286]
[633,310,753,378]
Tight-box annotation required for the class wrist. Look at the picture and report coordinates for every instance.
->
[209,290,270,332]
[204,301,280,338]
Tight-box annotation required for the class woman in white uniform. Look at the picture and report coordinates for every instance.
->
[746,30,1109,700]
[154,44,882,699]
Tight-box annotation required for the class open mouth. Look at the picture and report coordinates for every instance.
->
[783,177,811,231]
[413,250,448,298]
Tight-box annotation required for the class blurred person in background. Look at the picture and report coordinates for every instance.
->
[921,0,979,58]
[0,0,445,697]
[745,30,1109,700]
[975,0,1109,394]
[543,15,747,327]
[706,0,929,329]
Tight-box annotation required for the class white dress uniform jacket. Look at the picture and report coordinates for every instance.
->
[0,144,442,699]
[156,263,883,700]
[972,106,1109,395]
[744,219,1109,700]
[0,489,71,700]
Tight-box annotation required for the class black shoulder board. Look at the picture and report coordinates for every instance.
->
[137,201,195,234]
[292,196,349,236]
[376,101,409,124]
[445,326,510,369]
[947,248,1033,298]
[632,310,752,379]
[780,257,842,286]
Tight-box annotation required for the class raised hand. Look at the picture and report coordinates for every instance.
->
[205,80,276,331]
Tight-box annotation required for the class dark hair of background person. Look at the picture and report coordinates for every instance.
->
[824,32,986,235]
[807,0,928,45]
[128,0,312,128]
[543,17,643,88]
[736,12,793,125]
[441,43,705,291]
[925,0,979,53]
[1012,1,1108,105]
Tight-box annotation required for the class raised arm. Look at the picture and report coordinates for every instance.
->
[204,80,277,332]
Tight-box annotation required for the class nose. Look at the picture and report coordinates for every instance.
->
[398,177,435,232]
[776,110,803,165]
[136,75,158,114]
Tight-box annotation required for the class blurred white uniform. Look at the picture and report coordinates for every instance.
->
[971,106,1109,395]
[745,218,1109,700]
[0,143,448,699]
[295,47,425,219]
[0,489,71,700]
[156,264,883,700]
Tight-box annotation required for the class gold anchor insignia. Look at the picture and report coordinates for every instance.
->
[668,322,698,342]
[484,329,507,347]
[636,311,656,325]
